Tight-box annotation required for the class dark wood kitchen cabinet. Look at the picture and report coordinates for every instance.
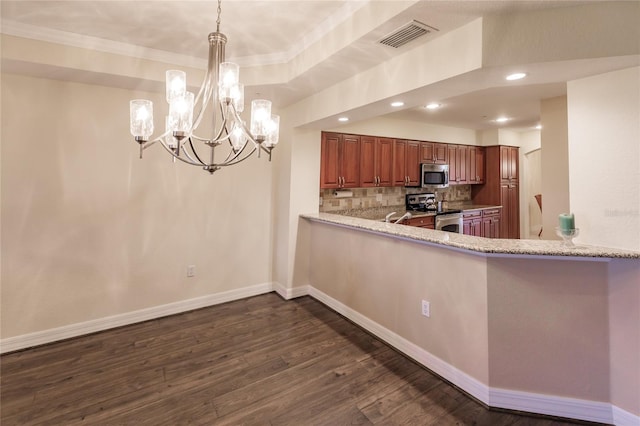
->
[394,140,421,186]
[320,132,360,189]
[405,215,435,229]
[448,144,468,184]
[463,208,502,238]
[421,142,448,164]
[360,136,393,187]
[468,146,485,184]
[482,208,501,238]
[463,210,482,237]
[472,146,519,239]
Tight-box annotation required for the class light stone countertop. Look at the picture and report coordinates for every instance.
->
[301,212,640,259]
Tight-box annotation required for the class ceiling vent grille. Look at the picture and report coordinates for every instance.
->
[378,20,438,49]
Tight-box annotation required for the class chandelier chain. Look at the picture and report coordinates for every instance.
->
[216,0,222,32]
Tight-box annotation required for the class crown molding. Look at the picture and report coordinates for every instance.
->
[1,20,207,69]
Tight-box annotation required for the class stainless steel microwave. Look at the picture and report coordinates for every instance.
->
[421,163,449,188]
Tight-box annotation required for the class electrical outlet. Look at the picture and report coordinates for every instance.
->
[319,197,323,206]
[187,265,196,277]
[376,194,383,202]
[421,300,430,317]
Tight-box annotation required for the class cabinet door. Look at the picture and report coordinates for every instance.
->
[448,145,468,184]
[320,132,341,189]
[468,146,484,184]
[499,183,510,238]
[406,141,421,185]
[423,142,448,164]
[447,145,458,184]
[500,183,519,238]
[377,138,394,187]
[393,139,407,186]
[359,136,376,187]
[499,146,519,182]
[500,145,511,181]
[463,219,472,236]
[508,147,519,181]
[341,135,360,188]
[508,183,520,238]
[482,216,501,239]
[421,142,435,163]
[434,143,448,164]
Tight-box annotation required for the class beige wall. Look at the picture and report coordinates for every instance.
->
[1,73,274,338]
[303,218,640,416]
[307,221,490,384]
[567,67,640,251]
[608,259,640,416]
[540,96,570,240]
[487,258,609,401]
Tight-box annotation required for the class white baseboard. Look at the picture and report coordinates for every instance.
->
[0,282,274,354]
[272,282,309,300]
[612,405,640,426]
[307,286,636,426]
[489,387,614,424]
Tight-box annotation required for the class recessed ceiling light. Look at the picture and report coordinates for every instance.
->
[390,101,404,107]
[425,103,441,110]
[506,72,527,81]
[495,117,510,123]
[338,117,349,122]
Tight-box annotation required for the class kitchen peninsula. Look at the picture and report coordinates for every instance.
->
[296,212,640,425]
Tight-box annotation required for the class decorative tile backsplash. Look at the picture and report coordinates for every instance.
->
[319,185,472,213]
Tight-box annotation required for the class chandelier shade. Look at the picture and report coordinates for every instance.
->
[128,0,279,174]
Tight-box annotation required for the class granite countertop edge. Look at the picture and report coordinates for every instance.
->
[301,213,640,260]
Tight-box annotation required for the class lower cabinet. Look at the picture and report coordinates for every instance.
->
[463,210,482,237]
[463,208,501,238]
[404,215,435,229]
[481,208,501,239]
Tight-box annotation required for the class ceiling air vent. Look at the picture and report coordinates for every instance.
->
[378,20,438,49]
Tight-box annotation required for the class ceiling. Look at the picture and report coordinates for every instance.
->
[1,0,636,131]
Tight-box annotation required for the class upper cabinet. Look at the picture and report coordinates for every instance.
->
[320,132,360,189]
[421,142,448,164]
[394,140,421,186]
[468,146,485,184]
[500,145,519,182]
[448,144,468,184]
[361,136,393,187]
[320,131,485,190]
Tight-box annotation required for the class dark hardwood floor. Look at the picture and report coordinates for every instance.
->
[1,293,586,425]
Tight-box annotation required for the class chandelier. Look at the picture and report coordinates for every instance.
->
[128,0,279,174]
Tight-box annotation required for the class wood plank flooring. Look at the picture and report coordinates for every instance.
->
[1,293,590,425]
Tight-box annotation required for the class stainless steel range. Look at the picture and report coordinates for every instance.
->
[405,193,463,233]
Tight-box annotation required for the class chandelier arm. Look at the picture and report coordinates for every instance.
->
[214,144,259,167]
[186,137,208,165]
[156,137,206,167]
[221,135,250,164]
[192,33,219,130]
[192,72,215,130]
[228,103,260,147]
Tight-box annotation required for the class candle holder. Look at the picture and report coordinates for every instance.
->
[555,227,580,247]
